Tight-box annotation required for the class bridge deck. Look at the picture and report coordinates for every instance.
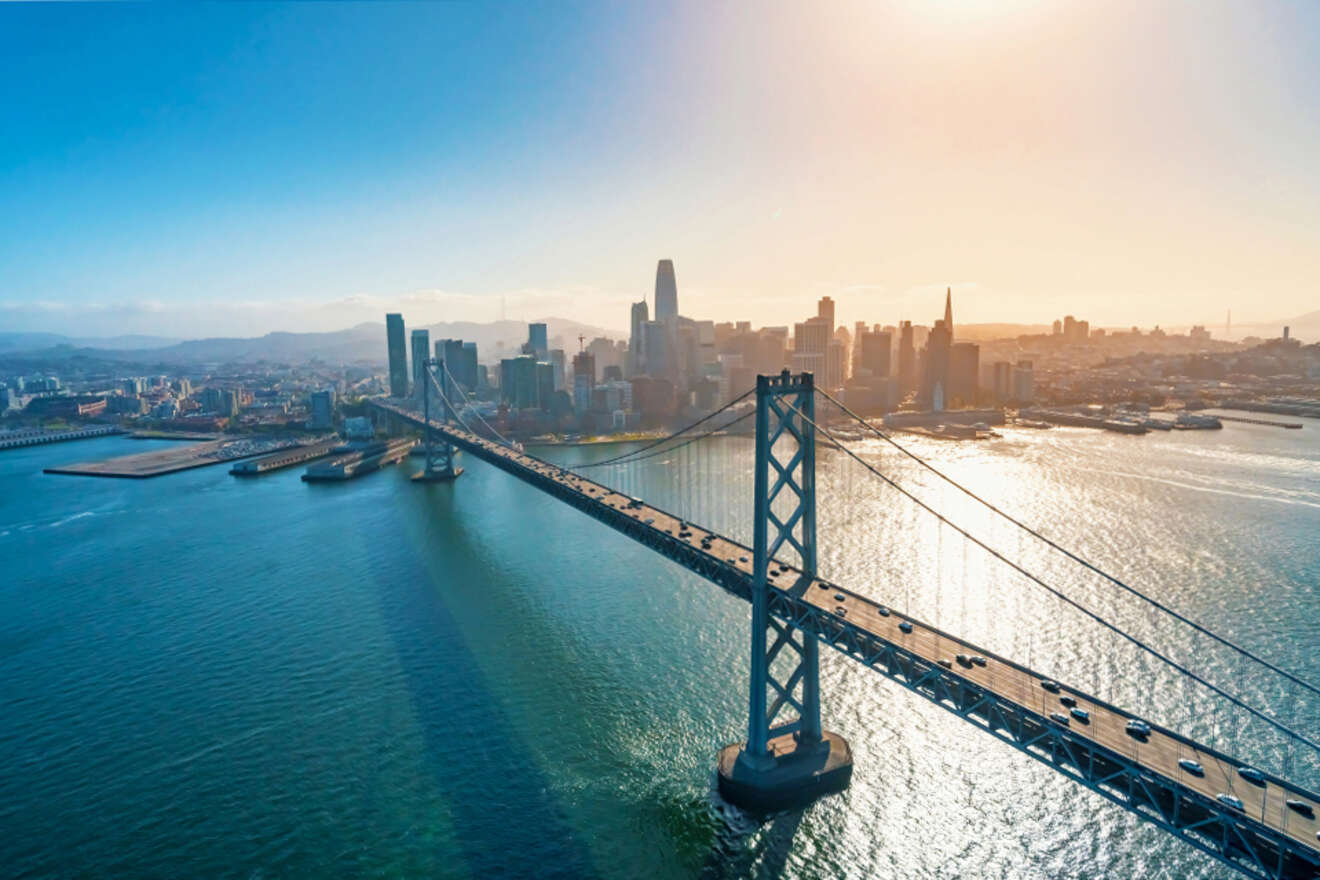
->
[374,400,1320,879]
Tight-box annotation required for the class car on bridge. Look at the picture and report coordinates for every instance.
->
[1238,766,1266,786]
[1287,799,1315,818]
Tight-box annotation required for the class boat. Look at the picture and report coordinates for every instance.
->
[1174,413,1223,430]
[1102,418,1148,435]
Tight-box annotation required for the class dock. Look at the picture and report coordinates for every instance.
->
[45,436,308,479]
[1213,415,1303,429]
[1220,400,1320,420]
[128,430,222,441]
[230,438,342,475]
[0,425,123,451]
[301,438,416,482]
[1019,409,1148,434]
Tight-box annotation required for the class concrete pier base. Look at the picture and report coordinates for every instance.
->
[717,731,853,814]
[411,466,463,482]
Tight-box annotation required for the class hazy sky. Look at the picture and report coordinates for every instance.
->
[2,1,1317,338]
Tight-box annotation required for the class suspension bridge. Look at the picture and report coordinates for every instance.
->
[366,361,1320,880]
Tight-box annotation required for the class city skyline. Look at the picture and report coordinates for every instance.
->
[4,2,1320,337]
[2,267,1316,347]
[5,5,1320,879]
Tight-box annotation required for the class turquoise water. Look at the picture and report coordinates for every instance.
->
[2,420,1318,879]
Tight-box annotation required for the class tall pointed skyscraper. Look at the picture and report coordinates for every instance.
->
[654,259,678,324]
[943,287,953,340]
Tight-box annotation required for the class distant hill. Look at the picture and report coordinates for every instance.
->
[1229,310,1319,343]
[0,332,180,353]
[0,318,622,365]
[955,323,1052,341]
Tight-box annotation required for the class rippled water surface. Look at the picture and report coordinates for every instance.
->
[2,420,1318,879]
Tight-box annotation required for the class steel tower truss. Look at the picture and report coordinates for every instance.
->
[418,358,461,481]
[745,370,821,757]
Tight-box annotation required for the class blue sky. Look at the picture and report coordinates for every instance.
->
[2,2,1318,337]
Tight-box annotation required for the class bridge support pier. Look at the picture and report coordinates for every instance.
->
[717,371,852,814]
[718,731,853,814]
[412,357,463,483]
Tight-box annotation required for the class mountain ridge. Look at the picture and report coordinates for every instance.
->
[2,309,1314,364]
[0,317,623,365]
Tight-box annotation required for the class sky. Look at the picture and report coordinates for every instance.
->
[1,1,1318,339]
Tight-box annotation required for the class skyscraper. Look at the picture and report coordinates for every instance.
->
[922,319,951,410]
[628,300,649,376]
[852,321,868,373]
[435,338,470,396]
[1012,361,1035,403]
[500,356,539,409]
[572,350,595,415]
[411,329,430,400]
[825,338,846,389]
[309,389,336,430]
[897,321,915,392]
[642,321,671,379]
[991,361,1013,400]
[549,349,566,391]
[386,313,408,398]
[793,318,830,357]
[536,362,555,411]
[917,289,956,409]
[527,323,548,360]
[818,296,836,331]
[858,329,891,378]
[461,342,479,391]
[654,259,678,324]
[949,342,980,405]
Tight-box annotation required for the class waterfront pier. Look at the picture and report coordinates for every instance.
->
[301,437,415,482]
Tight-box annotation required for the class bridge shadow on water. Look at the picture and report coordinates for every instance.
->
[368,487,601,880]
[370,461,812,880]
[700,798,807,880]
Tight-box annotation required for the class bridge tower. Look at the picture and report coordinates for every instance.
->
[718,370,853,813]
[412,358,463,483]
